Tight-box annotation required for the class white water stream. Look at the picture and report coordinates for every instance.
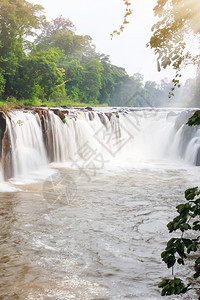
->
[0,108,199,181]
[0,108,200,299]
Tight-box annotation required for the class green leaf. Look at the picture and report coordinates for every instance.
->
[158,279,168,288]
[167,255,176,268]
[194,198,200,205]
[187,242,198,253]
[177,204,185,213]
[166,238,176,247]
[177,258,184,265]
[161,250,167,258]
[194,272,200,279]
[186,111,200,126]
[185,187,199,200]
[195,257,200,264]
[180,223,191,231]
[193,224,200,231]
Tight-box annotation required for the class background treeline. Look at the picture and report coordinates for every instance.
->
[0,0,199,107]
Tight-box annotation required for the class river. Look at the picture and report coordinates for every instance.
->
[0,108,200,299]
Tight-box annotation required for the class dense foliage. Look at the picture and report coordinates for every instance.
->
[0,0,198,107]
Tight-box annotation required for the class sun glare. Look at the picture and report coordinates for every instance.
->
[173,0,200,34]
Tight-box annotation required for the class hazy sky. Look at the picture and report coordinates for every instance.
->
[30,0,197,83]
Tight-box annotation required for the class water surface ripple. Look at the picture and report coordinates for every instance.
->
[0,165,199,299]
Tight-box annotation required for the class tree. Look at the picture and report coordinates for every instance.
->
[98,62,115,105]
[81,58,103,104]
[0,68,5,97]
[148,0,200,72]
[36,17,96,61]
[40,15,76,37]
[10,48,65,100]
[0,0,45,55]
[144,81,158,106]
[64,60,84,101]
[0,0,46,99]
[110,71,145,106]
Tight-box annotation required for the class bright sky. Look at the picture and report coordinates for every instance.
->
[30,0,197,84]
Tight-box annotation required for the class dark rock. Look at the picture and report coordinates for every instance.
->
[98,113,107,126]
[105,112,112,121]
[41,111,54,162]
[88,112,94,121]
[13,105,25,110]
[85,106,93,111]
[0,111,6,142]
[62,110,69,115]
[51,109,65,120]
[32,108,47,120]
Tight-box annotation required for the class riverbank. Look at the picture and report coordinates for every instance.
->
[0,98,108,112]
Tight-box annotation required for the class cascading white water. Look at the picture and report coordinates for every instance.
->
[1,108,199,181]
[9,111,48,178]
[48,108,197,167]
[113,110,177,162]
[48,110,118,164]
[184,128,200,165]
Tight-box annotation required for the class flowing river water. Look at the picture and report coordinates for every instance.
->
[0,108,200,299]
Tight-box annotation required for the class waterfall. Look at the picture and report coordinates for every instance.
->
[9,111,48,178]
[0,108,199,181]
[184,128,200,165]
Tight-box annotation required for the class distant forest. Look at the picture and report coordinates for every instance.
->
[0,0,199,107]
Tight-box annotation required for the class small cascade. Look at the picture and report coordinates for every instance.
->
[9,111,48,178]
[0,107,199,181]
[167,125,185,160]
[47,110,119,163]
[116,110,177,161]
[184,128,200,165]
[0,112,13,180]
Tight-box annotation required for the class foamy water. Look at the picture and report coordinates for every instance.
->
[0,108,199,299]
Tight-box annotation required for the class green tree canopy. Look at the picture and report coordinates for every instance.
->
[0,0,45,56]
[148,0,200,71]
[0,0,46,100]
[11,48,65,100]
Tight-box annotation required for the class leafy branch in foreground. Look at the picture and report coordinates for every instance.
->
[110,0,132,39]
[168,72,182,98]
[147,0,200,99]
[186,111,200,127]
[159,187,200,297]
